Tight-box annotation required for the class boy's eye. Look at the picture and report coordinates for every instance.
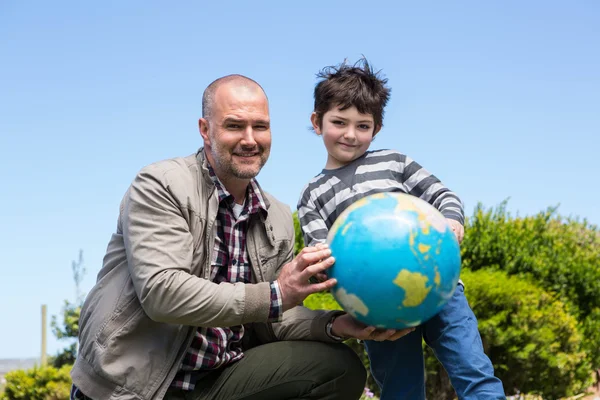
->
[358,124,371,130]
[333,120,345,126]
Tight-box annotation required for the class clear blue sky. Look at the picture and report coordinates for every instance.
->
[1,1,598,359]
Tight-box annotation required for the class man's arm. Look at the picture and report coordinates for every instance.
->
[271,243,346,343]
[123,166,271,327]
[262,199,343,343]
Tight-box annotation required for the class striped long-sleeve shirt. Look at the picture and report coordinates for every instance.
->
[297,149,464,247]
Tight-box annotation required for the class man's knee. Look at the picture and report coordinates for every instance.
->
[337,342,367,381]
[316,342,367,398]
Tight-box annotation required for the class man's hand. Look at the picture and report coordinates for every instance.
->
[447,219,464,244]
[277,244,337,311]
[331,313,415,342]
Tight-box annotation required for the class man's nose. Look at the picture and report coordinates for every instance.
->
[241,126,258,146]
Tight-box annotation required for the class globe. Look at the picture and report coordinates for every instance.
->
[326,192,461,329]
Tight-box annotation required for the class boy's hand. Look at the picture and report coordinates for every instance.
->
[447,219,464,244]
[331,313,415,341]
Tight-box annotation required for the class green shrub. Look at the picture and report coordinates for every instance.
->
[292,211,305,256]
[1,364,72,400]
[452,269,589,399]
[461,203,600,369]
[303,292,342,312]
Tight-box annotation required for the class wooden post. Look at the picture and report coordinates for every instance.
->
[41,304,47,367]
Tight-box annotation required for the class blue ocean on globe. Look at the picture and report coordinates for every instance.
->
[326,192,462,329]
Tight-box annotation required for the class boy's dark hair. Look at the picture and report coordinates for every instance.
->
[313,58,391,130]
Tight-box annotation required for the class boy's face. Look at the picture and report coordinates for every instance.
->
[311,105,380,169]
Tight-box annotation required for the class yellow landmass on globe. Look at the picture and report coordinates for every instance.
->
[341,221,354,236]
[350,192,385,212]
[393,195,419,215]
[393,270,432,307]
[414,200,449,234]
[418,213,431,235]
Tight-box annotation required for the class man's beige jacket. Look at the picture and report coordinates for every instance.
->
[71,149,341,399]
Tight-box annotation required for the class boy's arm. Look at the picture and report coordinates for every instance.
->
[297,189,329,246]
[399,154,465,225]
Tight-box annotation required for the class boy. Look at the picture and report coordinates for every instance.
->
[297,59,505,400]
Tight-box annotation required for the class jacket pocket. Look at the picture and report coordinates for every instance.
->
[95,294,143,348]
[259,240,292,280]
[259,251,281,278]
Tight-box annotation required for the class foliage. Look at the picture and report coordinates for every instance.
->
[50,251,85,368]
[425,268,591,400]
[51,301,81,341]
[292,211,305,256]
[49,342,78,370]
[303,292,342,312]
[461,202,600,369]
[0,364,72,400]
[2,251,85,396]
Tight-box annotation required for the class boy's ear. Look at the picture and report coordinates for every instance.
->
[373,124,382,138]
[310,112,322,135]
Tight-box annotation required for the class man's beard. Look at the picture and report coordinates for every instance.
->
[210,142,269,180]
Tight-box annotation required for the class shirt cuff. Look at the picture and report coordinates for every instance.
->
[268,281,283,322]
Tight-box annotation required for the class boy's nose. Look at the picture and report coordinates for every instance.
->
[343,127,357,140]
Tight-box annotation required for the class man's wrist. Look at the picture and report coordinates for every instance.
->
[326,314,344,341]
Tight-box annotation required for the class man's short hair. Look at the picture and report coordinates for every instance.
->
[313,58,391,130]
[202,75,265,119]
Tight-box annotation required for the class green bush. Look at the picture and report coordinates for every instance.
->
[1,364,72,400]
[461,203,600,369]
[457,269,589,398]
[292,211,305,256]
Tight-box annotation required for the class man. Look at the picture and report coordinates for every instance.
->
[71,75,410,400]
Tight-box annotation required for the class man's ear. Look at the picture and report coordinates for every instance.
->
[310,112,322,135]
[199,118,211,144]
[373,124,382,138]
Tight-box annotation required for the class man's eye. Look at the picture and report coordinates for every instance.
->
[227,124,242,129]
[254,125,268,130]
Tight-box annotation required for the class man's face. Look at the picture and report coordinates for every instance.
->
[200,83,271,181]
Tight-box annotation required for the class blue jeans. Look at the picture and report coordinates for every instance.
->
[364,284,505,400]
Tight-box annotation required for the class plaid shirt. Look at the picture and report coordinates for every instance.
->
[71,163,283,399]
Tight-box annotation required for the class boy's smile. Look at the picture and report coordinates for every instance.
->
[311,105,380,169]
